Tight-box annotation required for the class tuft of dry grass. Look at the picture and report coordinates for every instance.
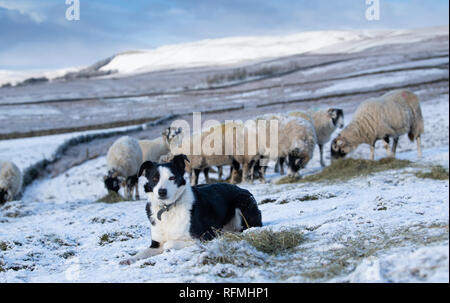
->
[276,157,413,184]
[415,165,449,180]
[98,231,135,245]
[96,191,127,203]
[220,228,304,255]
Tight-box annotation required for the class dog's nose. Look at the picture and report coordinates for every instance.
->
[144,183,151,193]
[158,188,167,198]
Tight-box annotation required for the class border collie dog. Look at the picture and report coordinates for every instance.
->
[120,154,262,265]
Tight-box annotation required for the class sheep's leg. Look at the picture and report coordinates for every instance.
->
[259,161,266,183]
[279,157,286,175]
[274,159,280,173]
[242,162,250,183]
[416,136,422,158]
[383,136,393,157]
[203,167,210,183]
[319,144,325,167]
[370,142,376,161]
[249,161,255,183]
[217,166,223,181]
[192,169,201,185]
[134,182,140,200]
[230,160,240,184]
[392,137,399,157]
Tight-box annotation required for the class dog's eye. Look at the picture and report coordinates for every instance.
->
[152,177,159,183]
[169,176,175,181]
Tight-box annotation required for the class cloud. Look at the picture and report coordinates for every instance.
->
[0,0,49,23]
[0,0,448,70]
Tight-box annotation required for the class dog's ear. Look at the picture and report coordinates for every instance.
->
[138,161,155,177]
[172,154,189,172]
[162,128,170,137]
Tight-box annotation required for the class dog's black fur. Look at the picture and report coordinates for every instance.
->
[139,154,263,242]
[189,183,262,240]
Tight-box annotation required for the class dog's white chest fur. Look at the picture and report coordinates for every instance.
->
[149,188,194,243]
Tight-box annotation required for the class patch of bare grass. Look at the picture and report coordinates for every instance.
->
[276,158,413,185]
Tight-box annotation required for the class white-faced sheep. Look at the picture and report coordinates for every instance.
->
[139,127,182,163]
[104,136,143,200]
[257,113,317,181]
[0,160,22,204]
[331,89,424,161]
[308,108,344,167]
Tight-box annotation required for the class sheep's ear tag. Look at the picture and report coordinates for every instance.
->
[295,159,301,165]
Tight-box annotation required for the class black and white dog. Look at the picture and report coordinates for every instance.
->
[120,154,263,265]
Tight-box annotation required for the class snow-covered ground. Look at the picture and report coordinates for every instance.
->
[1,94,448,282]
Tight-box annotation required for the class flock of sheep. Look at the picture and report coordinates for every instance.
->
[0,89,424,204]
[102,89,424,200]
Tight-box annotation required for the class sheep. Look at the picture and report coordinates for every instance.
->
[330,89,424,161]
[139,127,182,163]
[166,122,260,185]
[0,160,22,204]
[104,136,143,200]
[308,108,344,167]
[256,113,317,181]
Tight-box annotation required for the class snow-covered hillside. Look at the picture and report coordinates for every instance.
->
[99,26,449,75]
[1,94,448,283]
[1,26,447,87]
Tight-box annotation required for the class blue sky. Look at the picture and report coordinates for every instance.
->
[0,0,448,70]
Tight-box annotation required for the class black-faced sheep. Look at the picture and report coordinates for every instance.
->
[308,108,344,167]
[0,160,22,204]
[331,89,424,161]
[139,127,182,163]
[104,136,143,200]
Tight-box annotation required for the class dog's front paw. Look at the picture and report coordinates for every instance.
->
[119,259,133,265]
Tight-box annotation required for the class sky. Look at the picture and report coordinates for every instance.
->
[0,0,448,70]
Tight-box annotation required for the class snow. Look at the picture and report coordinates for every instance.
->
[0,67,78,87]
[99,26,449,76]
[0,124,145,171]
[1,94,448,283]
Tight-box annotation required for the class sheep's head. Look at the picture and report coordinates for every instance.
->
[331,135,352,160]
[103,170,121,193]
[328,108,344,129]
[0,188,8,204]
[162,127,183,145]
[287,149,310,174]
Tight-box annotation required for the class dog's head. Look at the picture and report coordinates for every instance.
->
[0,188,9,204]
[330,135,351,160]
[328,108,344,129]
[138,154,189,206]
[103,170,121,193]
